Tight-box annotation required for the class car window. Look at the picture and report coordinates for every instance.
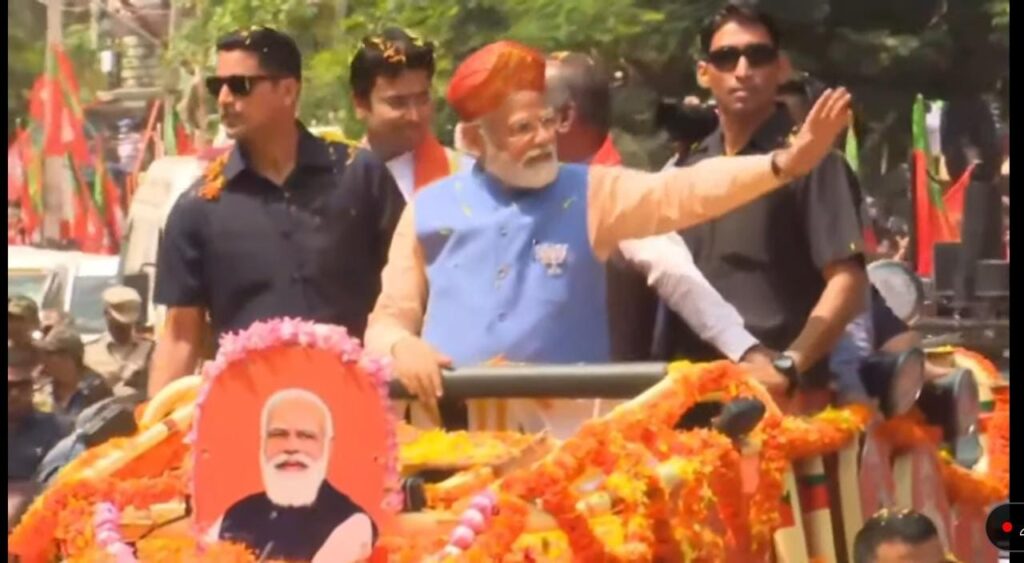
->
[7,271,49,303]
[69,275,119,335]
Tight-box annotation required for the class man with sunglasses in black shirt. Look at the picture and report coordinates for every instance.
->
[654,5,868,412]
[149,27,404,397]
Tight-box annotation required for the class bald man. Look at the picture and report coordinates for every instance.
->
[207,389,376,562]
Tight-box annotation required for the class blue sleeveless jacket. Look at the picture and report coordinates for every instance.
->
[414,164,609,365]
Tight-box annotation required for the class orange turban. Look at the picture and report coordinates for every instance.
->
[446,41,546,122]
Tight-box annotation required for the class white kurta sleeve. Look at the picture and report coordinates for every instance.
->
[618,232,759,362]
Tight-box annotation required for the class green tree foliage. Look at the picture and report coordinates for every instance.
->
[9,0,1008,162]
[8,0,46,137]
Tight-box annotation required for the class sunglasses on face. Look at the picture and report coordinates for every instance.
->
[205,75,280,98]
[706,44,779,72]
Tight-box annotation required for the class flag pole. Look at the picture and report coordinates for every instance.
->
[42,0,67,245]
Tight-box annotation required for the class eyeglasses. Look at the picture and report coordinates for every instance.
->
[507,112,559,141]
[205,75,280,98]
[706,44,779,72]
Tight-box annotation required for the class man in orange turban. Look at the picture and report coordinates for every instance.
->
[366,40,853,436]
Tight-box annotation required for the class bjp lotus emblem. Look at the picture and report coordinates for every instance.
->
[534,243,568,276]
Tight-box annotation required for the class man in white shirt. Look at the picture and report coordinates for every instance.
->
[350,27,473,201]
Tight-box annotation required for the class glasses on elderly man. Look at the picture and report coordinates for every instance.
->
[505,111,559,141]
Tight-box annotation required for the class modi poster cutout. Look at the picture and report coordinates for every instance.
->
[192,319,400,562]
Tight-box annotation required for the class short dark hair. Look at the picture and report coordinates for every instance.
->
[349,27,436,101]
[215,26,302,80]
[700,4,781,53]
[546,52,612,132]
[853,509,940,563]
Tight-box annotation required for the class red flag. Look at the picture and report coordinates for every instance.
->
[28,76,65,157]
[8,133,27,202]
[9,131,41,242]
[66,158,107,253]
[176,122,195,156]
[52,46,91,165]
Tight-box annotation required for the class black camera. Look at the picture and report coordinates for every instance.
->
[655,99,719,145]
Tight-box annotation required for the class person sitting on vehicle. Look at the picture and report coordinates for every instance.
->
[33,326,112,427]
[9,350,68,529]
[853,508,952,563]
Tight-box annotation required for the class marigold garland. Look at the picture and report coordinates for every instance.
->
[198,152,229,200]
[14,354,1007,562]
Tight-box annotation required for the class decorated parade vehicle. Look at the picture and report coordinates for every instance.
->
[8,318,1009,562]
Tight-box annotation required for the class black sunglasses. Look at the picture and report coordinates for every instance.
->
[205,75,281,98]
[706,44,779,72]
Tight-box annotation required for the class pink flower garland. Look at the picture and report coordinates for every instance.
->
[188,318,403,536]
[93,502,138,562]
[434,490,499,558]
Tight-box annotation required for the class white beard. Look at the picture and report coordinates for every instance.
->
[480,132,559,189]
[260,453,329,508]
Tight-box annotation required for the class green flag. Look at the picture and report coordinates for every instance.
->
[844,120,859,175]
[912,94,944,209]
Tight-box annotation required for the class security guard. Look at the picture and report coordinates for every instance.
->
[34,326,112,426]
[84,285,154,393]
[150,27,404,397]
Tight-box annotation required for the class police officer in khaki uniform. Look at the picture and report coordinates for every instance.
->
[84,286,154,394]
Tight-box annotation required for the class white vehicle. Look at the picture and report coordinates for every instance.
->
[8,246,77,304]
[57,253,122,339]
[8,247,121,340]
[119,155,208,332]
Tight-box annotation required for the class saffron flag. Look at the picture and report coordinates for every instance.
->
[940,164,975,240]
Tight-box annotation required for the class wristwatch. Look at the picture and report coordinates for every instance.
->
[772,354,801,396]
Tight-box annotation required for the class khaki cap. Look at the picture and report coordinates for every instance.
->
[102,286,142,325]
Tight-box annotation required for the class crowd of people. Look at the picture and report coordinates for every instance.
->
[8,286,153,526]
[6,6,997,556]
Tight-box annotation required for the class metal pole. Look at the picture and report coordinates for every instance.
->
[42,0,66,244]
[388,363,669,400]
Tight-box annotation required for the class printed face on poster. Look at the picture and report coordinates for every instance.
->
[191,320,400,563]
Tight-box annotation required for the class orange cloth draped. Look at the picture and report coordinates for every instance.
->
[412,134,452,191]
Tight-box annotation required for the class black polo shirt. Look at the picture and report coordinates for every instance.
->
[155,126,404,339]
[654,107,865,384]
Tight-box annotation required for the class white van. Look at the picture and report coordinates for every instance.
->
[8,246,75,304]
[8,247,121,340]
[118,155,209,332]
